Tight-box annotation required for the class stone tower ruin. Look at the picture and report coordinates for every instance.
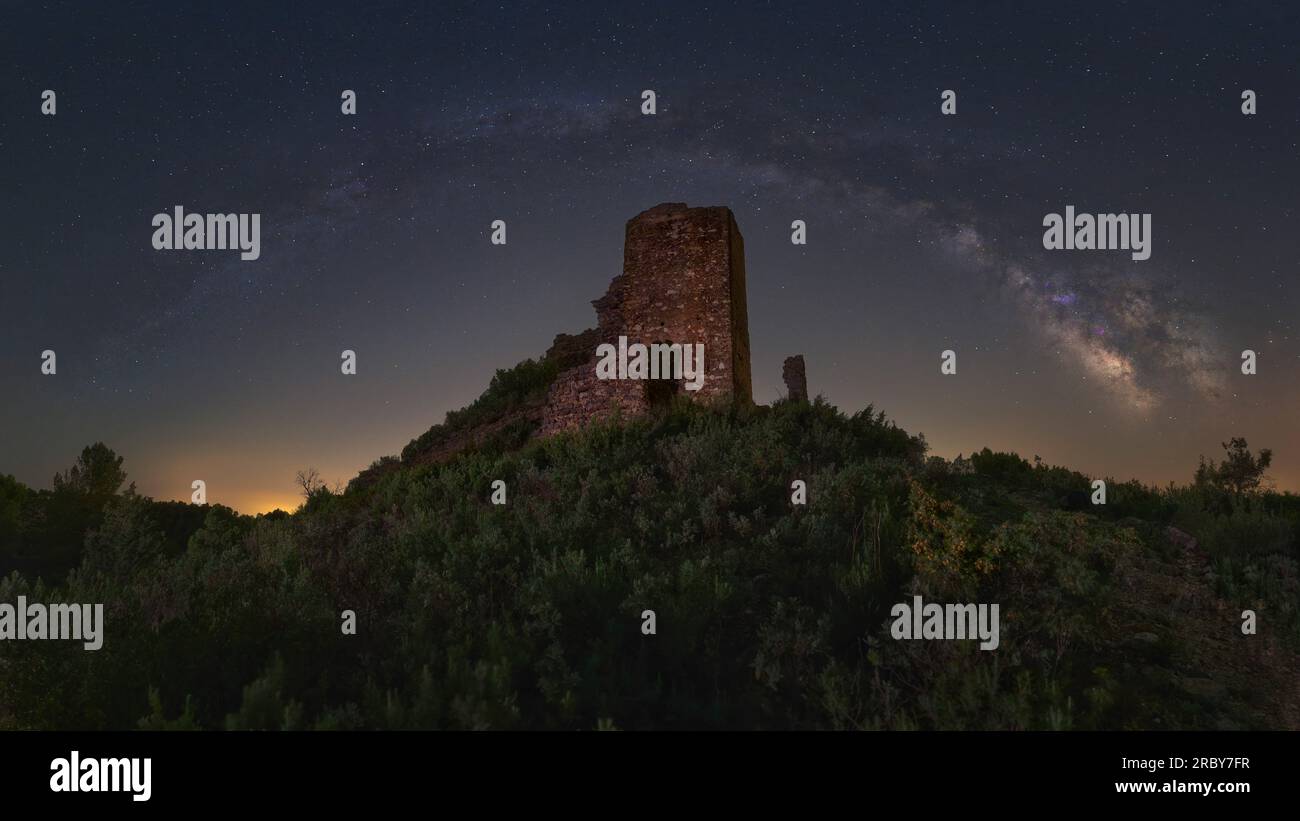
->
[541,202,753,435]
[783,355,808,402]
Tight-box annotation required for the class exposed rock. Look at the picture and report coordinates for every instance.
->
[1166,525,1199,551]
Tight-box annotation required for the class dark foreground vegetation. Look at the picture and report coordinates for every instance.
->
[2,391,1297,730]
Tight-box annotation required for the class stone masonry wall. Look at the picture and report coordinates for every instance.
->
[783,355,808,402]
[540,202,753,436]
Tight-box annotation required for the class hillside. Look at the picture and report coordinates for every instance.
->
[2,392,1298,730]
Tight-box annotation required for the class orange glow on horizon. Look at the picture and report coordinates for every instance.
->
[151,491,302,517]
[238,495,302,516]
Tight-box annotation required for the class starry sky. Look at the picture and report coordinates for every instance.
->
[3,1,1299,513]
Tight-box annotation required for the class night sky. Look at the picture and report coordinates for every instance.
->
[3,2,1298,513]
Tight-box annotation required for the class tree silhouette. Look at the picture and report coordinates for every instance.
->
[52,442,128,501]
[1195,437,1272,499]
[295,467,325,498]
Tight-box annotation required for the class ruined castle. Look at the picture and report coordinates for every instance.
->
[540,202,754,435]
[390,202,807,472]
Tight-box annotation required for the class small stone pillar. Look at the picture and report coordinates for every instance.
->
[783,355,808,402]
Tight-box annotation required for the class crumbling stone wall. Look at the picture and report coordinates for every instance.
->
[783,355,808,402]
[540,202,753,436]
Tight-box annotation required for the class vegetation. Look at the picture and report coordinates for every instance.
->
[1,399,1297,731]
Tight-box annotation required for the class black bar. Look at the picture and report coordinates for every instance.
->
[1,730,1283,808]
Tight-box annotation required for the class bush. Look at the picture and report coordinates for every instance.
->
[3,408,1297,730]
